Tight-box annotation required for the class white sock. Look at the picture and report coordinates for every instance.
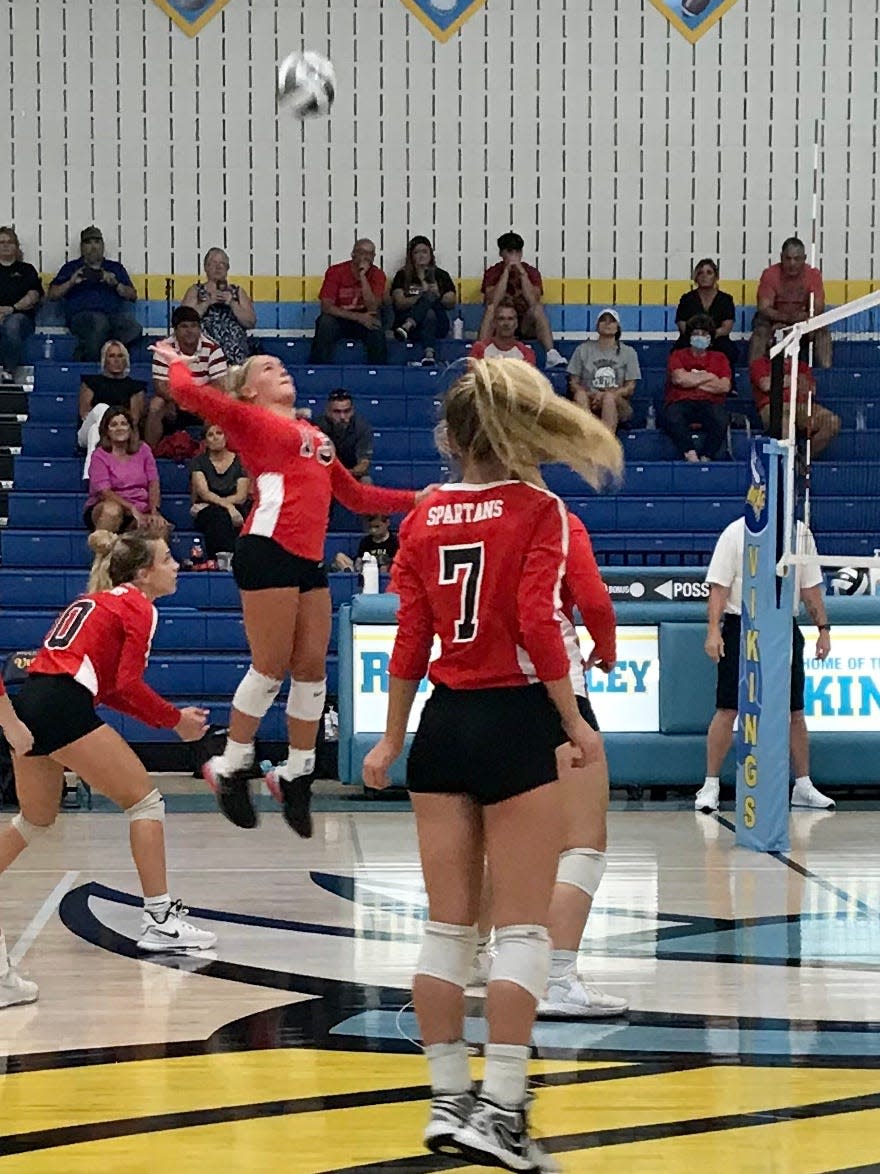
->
[549,948,578,980]
[279,746,315,782]
[0,930,8,976]
[795,775,812,789]
[703,775,720,788]
[424,1039,470,1095]
[219,739,253,773]
[482,1042,530,1109]
[144,893,172,919]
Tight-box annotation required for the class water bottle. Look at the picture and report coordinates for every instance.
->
[646,402,657,430]
[361,552,379,594]
[190,539,205,568]
[42,337,54,360]
[452,315,464,341]
[855,405,867,432]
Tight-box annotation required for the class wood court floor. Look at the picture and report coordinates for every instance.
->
[2,789,880,1172]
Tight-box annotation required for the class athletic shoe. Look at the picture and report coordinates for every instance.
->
[454,1097,559,1172]
[537,970,628,1019]
[394,320,414,341]
[265,767,315,839]
[424,1089,475,1155]
[467,944,494,989]
[544,348,567,369]
[694,779,720,812]
[0,967,38,1009]
[791,780,835,810]
[137,899,218,952]
[202,757,257,829]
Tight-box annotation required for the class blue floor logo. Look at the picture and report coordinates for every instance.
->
[648,0,742,43]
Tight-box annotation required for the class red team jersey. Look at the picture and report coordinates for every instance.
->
[389,482,571,690]
[28,585,180,729]
[560,514,616,691]
[168,363,417,562]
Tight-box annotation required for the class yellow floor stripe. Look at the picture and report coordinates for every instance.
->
[1,1063,878,1173]
[0,1049,619,1136]
[569,1107,880,1173]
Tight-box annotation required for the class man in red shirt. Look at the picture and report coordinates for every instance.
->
[749,237,832,369]
[663,314,731,462]
[310,239,388,364]
[479,231,566,368]
[469,298,537,364]
[750,351,840,455]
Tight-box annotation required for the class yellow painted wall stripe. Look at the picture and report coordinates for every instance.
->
[38,275,875,305]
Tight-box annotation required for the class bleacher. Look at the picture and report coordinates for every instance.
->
[1,330,878,747]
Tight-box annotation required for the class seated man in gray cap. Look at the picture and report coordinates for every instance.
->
[48,225,142,361]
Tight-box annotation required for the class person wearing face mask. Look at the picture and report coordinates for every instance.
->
[663,314,732,463]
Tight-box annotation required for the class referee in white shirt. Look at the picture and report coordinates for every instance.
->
[694,516,835,812]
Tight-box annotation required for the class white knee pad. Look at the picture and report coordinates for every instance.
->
[287,679,326,723]
[11,813,53,844]
[490,924,551,1000]
[416,921,479,989]
[126,788,165,824]
[232,667,283,719]
[556,848,606,898]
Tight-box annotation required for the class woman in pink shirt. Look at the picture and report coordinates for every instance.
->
[85,407,170,538]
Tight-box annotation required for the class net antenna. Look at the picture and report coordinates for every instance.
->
[770,285,880,575]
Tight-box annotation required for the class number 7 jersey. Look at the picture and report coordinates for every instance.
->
[388,481,572,690]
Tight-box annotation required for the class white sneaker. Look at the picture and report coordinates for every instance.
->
[137,899,218,952]
[424,1088,475,1155]
[791,780,835,810]
[545,348,567,369]
[537,969,628,1019]
[467,945,494,989]
[0,967,39,1008]
[694,779,720,812]
[454,1096,559,1172]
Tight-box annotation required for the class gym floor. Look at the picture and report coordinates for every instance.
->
[1,783,878,1172]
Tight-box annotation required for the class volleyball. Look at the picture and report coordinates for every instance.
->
[829,566,870,596]
[277,51,336,119]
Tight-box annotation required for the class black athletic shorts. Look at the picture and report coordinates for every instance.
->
[233,534,329,593]
[407,682,569,805]
[716,614,806,712]
[577,692,599,732]
[12,673,104,757]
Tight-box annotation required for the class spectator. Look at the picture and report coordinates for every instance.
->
[84,407,169,539]
[190,423,250,558]
[469,299,536,364]
[749,350,840,456]
[749,237,832,368]
[390,235,457,366]
[0,226,43,381]
[664,314,732,463]
[673,258,738,373]
[310,239,388,365]
[316,389,374,481]
[78,341,148,478]
[181,247,256,366]
[695,515,834,813]
[146,306,228,450]
[333,514,399,572]
[47,225,141,362]
[479,231,566,368]
[566,309,641,431]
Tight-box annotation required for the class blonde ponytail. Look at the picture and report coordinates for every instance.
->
[224,355,261,400]
[87,530,155,593]
[444,358,623,489]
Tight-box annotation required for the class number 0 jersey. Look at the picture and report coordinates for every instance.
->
[28,585,181,729]
[389,481,571,689]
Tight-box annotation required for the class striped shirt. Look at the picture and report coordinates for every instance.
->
[151,333,228,387]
